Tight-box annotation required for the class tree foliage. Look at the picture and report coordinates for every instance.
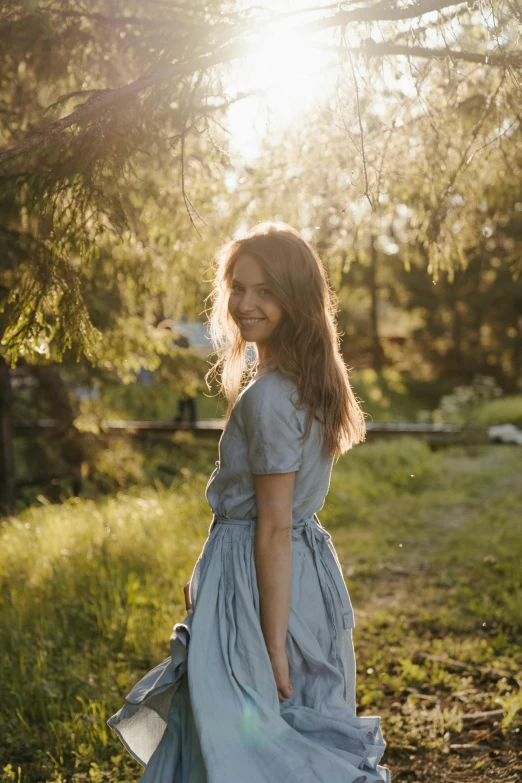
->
[0,0,521,369]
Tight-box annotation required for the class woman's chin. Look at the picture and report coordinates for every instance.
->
[238,325,267,338]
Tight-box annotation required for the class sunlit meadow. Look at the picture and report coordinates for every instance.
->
[1,439,521,782]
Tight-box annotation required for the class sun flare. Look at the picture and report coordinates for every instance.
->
[224,4,338,160]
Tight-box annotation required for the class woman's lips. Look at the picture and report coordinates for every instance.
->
[238,317,266,326]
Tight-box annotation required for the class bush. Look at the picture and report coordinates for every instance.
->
[431,374,504,425]
[472,395,522,429]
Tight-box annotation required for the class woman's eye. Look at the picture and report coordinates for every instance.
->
[230,283,272,296]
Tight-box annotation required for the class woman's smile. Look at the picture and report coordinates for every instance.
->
[237,316,266,327]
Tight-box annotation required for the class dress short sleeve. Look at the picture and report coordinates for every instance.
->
[240,374,304,475]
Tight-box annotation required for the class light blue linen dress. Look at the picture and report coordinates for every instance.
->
[107,369,390,783]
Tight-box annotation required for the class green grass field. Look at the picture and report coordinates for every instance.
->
[1,439,521,783]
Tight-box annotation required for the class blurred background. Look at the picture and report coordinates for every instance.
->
[0,1,521,782]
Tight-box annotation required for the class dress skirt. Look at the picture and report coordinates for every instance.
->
[107,514,390,783]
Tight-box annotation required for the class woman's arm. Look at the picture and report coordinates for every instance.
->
[254,471,296,702]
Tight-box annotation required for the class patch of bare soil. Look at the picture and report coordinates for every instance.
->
[391,738,522,783]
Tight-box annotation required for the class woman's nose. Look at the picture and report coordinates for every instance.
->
[238,290,256,311]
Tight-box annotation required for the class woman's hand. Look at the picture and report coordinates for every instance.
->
[183,581,192,611]
[268,646,294,702]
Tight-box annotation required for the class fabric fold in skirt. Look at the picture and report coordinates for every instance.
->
[107,515,391,783]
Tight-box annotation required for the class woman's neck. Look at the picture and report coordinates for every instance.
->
[254,356,277,378]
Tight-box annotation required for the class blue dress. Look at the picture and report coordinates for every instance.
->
[107,370,390,783]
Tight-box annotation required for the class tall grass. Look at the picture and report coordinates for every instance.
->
[1,475,210,781]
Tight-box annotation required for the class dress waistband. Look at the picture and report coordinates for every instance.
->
[210,513,354,630]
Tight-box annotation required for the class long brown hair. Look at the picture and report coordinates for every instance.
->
[204,222,367,458]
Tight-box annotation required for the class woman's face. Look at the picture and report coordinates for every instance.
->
[228,253,284,347]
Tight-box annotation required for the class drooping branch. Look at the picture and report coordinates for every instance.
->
[358,39,522,67]
[0,0,467,167]
[36,8,193,29]
[0,40,245,167]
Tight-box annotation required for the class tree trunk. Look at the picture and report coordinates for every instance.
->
[32,366,85,496]
[0,357,15,516]
[369,236,384,372]
[511,317,522,393]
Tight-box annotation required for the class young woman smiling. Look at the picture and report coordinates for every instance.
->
[108,222,391,783]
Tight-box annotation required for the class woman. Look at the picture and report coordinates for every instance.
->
[107,222,390,783]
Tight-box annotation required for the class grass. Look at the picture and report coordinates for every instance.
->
[1,439,521,783]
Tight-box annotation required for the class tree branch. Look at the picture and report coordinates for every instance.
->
[41,8,192,29]
[0,0,469,167]
[362,39,522,67]
[0,41,244,167]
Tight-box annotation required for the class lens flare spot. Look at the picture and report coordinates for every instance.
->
[264,304,281,321]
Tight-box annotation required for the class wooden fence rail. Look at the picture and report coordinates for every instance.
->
[14,419,487,445]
